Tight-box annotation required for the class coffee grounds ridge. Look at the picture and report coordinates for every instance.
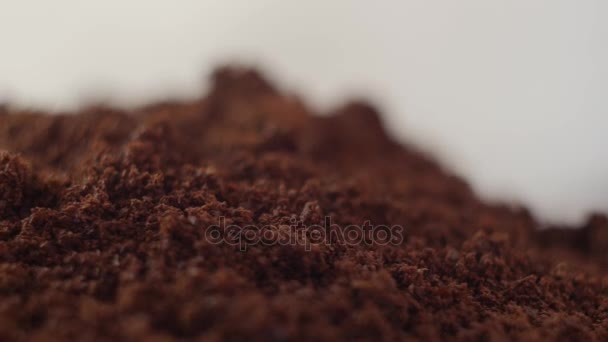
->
[0,67,606,341]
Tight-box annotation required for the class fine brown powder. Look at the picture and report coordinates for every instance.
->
[0,67,606,341]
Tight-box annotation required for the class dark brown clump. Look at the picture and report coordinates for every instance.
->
[0,67,606,341]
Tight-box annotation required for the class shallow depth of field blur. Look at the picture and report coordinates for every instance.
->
[1,1,606,225]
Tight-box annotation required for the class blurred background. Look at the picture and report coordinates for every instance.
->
[0,0,606,225]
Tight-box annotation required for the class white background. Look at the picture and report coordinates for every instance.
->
[1,1,607,225]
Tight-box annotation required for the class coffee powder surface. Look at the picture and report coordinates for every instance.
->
[0,67,606,341]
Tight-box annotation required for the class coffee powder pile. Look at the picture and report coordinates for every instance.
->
[0,67,606,341]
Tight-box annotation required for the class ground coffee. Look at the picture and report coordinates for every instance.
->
[0,67,606,340]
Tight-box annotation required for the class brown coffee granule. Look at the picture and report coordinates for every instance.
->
[0,67,606,341]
